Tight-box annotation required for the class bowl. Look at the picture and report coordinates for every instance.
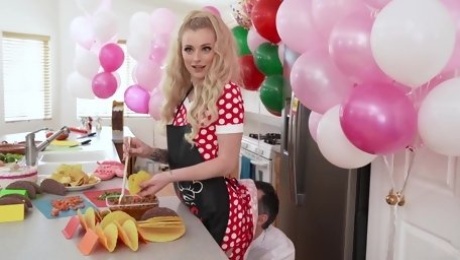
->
[105,194,159,220]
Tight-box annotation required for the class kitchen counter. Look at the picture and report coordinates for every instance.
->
[0,178,228,260]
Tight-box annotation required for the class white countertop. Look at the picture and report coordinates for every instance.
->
[0,178,228,260]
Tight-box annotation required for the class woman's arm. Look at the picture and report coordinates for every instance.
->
[148,148,169,164]
[170,132,242,181]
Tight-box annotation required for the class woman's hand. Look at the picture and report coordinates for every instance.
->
[123,137,153,159]
[138,172,172,196]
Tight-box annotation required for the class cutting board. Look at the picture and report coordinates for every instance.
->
[82,188,128,208]
[32,195,94,219]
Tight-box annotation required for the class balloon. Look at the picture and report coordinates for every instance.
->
[66,72,94,99]
[418,77,460,156]
[202,6,221,17]
[74,47,100,79]
[231,1,252,29]
[150,34,170,64]
[125,85,150,114]
[370,0,456,88]
[69,16,95,50]
[259,75,285,115]
[290,49,353,114]
[254,43,283,76]
[251,0,282,43]
[92,72,118,99]
[151,8,177,36]
[232,26,251,56]
[92,10,118,44]
[329,8,392,84]
[363,0,391,10]
[308,111,322,142]
[99,43,124,72]
[239,55,265,91]
[127,33,151,61]
[440,0,460,74]
[134,59,163,92]
[311,0,364,39]
[317,105,377,169]
[276,0,324,54]
[247,26,268,54]
[340,83,417,154]
[129,12,152,38]
[149,88,164,120]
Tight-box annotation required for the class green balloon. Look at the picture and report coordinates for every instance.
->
[231,26,251,56]
[260,75,285,115]
[254,43,283,76]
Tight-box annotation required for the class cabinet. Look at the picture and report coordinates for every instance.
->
[241,88,277,117]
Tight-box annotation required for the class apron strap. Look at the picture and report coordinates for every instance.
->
[174,85,194,118]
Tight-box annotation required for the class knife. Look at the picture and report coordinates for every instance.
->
[77,132,97,139]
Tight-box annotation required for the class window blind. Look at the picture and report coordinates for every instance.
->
[2,31,51,122]
[76,40,142,118]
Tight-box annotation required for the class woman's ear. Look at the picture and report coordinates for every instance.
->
[257,213,269,226]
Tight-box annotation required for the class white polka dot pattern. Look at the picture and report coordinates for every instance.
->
[220,178,254,259]
[171,82,245,161]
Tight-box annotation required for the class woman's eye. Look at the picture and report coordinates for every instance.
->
[203,46,212,52]
[184,47,193,53]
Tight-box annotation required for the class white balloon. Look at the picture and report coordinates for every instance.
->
[92,10,118,43]
[418,77,460,156]
[66,72,94,99]
[317,105,377,169]
[130,12,153,38]
[74,48,100,79]
[127,33,151,61]
[370,0,456,88]
[75,0,103,14]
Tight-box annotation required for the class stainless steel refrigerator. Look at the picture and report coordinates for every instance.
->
[277,48,371,260]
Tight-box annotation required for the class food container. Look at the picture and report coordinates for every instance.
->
[105,194,159,220]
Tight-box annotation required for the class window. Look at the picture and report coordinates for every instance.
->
[76,40,140,118]
[2,32,51,122]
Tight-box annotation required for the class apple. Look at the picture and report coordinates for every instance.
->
[45,131,69,141]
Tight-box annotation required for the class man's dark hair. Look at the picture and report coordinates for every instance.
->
[255,181,279,229]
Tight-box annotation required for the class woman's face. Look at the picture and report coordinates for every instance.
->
[181,28,216,81]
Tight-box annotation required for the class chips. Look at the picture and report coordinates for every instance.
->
[128,170,151,194]
[50,164,98,187]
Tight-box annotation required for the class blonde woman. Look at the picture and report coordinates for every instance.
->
[125,10,257,259]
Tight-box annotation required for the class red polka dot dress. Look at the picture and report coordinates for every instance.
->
[170,82,255,259]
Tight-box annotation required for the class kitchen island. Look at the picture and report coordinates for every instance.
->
[0,128,228,260]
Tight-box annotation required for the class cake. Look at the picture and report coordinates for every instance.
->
[0,164,38,190]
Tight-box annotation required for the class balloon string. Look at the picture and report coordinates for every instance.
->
[446,156,457,189]
[386,205,398,260]
[383,154,396,189]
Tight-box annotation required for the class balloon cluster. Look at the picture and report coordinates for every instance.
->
[231,0,285,117]
[67,0,123,100]
[124,8,177,116]
[232,0,460,169]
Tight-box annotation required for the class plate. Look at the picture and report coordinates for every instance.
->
[65,176,101,191]
[37,175,101,192]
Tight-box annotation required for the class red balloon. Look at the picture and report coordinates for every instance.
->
[239,55,265,91]
[251,0,282,43]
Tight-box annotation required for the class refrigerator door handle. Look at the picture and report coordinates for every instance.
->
[285,97,305,206]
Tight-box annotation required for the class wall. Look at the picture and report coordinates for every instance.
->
[0,0,60,135]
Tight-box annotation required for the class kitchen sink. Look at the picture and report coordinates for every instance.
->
[39,149,108,163]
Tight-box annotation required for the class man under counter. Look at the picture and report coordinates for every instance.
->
[246,181,295,260]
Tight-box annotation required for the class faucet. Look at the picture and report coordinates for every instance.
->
[25,126,70,167]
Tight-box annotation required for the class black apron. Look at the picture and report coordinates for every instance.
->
[166,89,230,245]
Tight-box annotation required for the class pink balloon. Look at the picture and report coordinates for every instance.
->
[202,6,221,16]
[92,72,118,99]
[150,34,170,64]
[149,88,164,120]
[247,26,268,54]
[134,60,163,92]
[151,8,176,36]
[311,0,364,39]
[276,0,325,54]
[308,111,323,141]
[99,43,125,72]
[363,0,391,10]
[290,49,354,114]
[124,84,150,114]
[329,9,392,84]
[69,16,95,50]
[440,0,460,73]
[340,83,417,155]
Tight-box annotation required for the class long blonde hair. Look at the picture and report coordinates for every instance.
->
[160,10,241,143]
